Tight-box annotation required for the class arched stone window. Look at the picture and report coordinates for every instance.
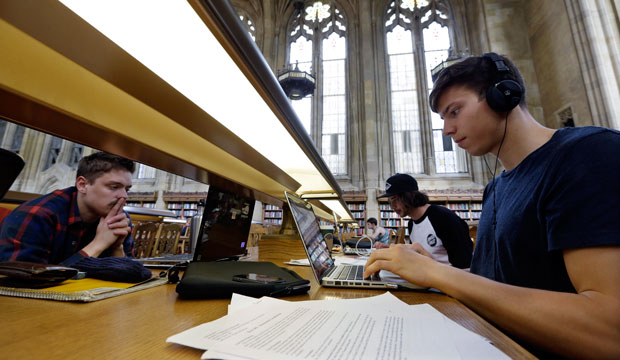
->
[238,11,257,41]
[385,0,467,174]
[287,1,348,175]
[44,136,63,170]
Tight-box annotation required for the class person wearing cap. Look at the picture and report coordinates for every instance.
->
[363,54,620,358]
[376,173,472,269]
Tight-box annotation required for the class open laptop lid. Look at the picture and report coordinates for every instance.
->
[193,184,255,261]
[285,192,334,283]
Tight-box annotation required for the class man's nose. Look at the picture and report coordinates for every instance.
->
[118,188,128,199]
[443,120,455,137]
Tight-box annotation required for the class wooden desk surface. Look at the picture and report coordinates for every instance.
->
[0,236,534,359]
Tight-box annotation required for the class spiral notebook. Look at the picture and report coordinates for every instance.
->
[0,276,167,302]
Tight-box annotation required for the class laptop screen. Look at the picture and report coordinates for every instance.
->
[285,192,334,281]
[193,184,255,261]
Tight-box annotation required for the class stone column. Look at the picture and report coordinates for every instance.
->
[565,0,620,130]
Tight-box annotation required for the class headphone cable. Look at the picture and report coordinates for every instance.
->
[482,114,509,230]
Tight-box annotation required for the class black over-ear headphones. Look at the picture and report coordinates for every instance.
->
[482,52,523,113]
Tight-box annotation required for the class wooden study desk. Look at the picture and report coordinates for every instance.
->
[0,236,534,359]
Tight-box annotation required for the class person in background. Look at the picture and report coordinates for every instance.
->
[366,217,389,245]
[364,53,620,358]
[0,151,135,267]
[374,173,472,269]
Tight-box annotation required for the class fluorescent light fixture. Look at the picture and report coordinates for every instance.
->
[59,0,333,195]
[319,199,354,221]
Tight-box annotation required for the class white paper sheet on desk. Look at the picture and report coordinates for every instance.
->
[228,292,506,356]
[213,292,416,360]
[168,292,506,359]
[285,256,373,267]
[284,258,310,266]
[169,293,460,359]
[221,292,507,360]
[284,257,368,266]
[228,291,405,314]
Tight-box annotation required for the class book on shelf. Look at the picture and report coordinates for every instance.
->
[264,218,282,225]
[183,210,198,217]
[0,276,167,303]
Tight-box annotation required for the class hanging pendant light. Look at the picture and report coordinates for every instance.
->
[278,1,316,100]
[278,61,316,100]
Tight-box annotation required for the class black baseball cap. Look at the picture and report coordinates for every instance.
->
[377,173,418,198]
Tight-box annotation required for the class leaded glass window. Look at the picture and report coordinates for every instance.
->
[238,13,256,41]
[0,120,6,145]
[44,136,63,170]
[137,163,156,179]
[10,125,25,154]
[69,143,84,169]
[287,1,348,175]
[386,0,467,174]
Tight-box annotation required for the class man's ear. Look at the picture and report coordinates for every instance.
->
[75,176,89,193]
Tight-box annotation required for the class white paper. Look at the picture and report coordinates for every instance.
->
[284,258,310,266]
[441,315,509,359]
[170,292,508,360]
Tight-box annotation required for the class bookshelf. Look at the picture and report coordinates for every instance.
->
[343,190,367,236]
[166,202,199,220]
[426,190,484,225]
[126,191,157,209]
[263,204,282,225]
[162,191,208,222]
[347,203,365,235]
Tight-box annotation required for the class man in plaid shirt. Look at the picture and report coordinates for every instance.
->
[0,152,135,266]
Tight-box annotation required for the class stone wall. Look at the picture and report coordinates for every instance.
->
[524,0,593,127]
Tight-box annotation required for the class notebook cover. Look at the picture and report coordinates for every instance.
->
[0,276,168,302]
[176,261,310,299]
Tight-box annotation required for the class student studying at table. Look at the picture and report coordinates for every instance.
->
[0,152,136,267]
[365,217,389,245]
[373,173,472,269]
[364,53,620,358]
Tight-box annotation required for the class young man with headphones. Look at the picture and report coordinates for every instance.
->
[364,53,620,358]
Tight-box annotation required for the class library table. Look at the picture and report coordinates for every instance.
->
[0,236,534,359]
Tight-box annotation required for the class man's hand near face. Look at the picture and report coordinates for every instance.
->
[82,198,131,258]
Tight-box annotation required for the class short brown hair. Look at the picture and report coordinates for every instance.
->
[397,190,429,213]
[77,151,135,183]
[429,54,526,113]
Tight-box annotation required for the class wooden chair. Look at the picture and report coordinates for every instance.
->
[324,233,334,250]
[469,225,478,248]
[393,227,406,244]
[153,223,183,256]
[333,226,344,246]
[176,235,191,254]
[342,231,356,241]
[132,222,159,258]
[248,223,267,247]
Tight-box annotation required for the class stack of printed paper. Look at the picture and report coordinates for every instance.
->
[167,292,509,359]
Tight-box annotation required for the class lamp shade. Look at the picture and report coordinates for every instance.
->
[277,66,315,100]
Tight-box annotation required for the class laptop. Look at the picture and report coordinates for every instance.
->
[138,184,255,268]
[285,192,424,290]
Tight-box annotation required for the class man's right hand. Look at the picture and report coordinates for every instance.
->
[373,242,390,249]
[82,198,130,258]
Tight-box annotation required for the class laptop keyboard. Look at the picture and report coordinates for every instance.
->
[333,265,365,280]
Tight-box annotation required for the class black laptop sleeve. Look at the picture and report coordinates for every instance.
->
[176,261,310,299]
